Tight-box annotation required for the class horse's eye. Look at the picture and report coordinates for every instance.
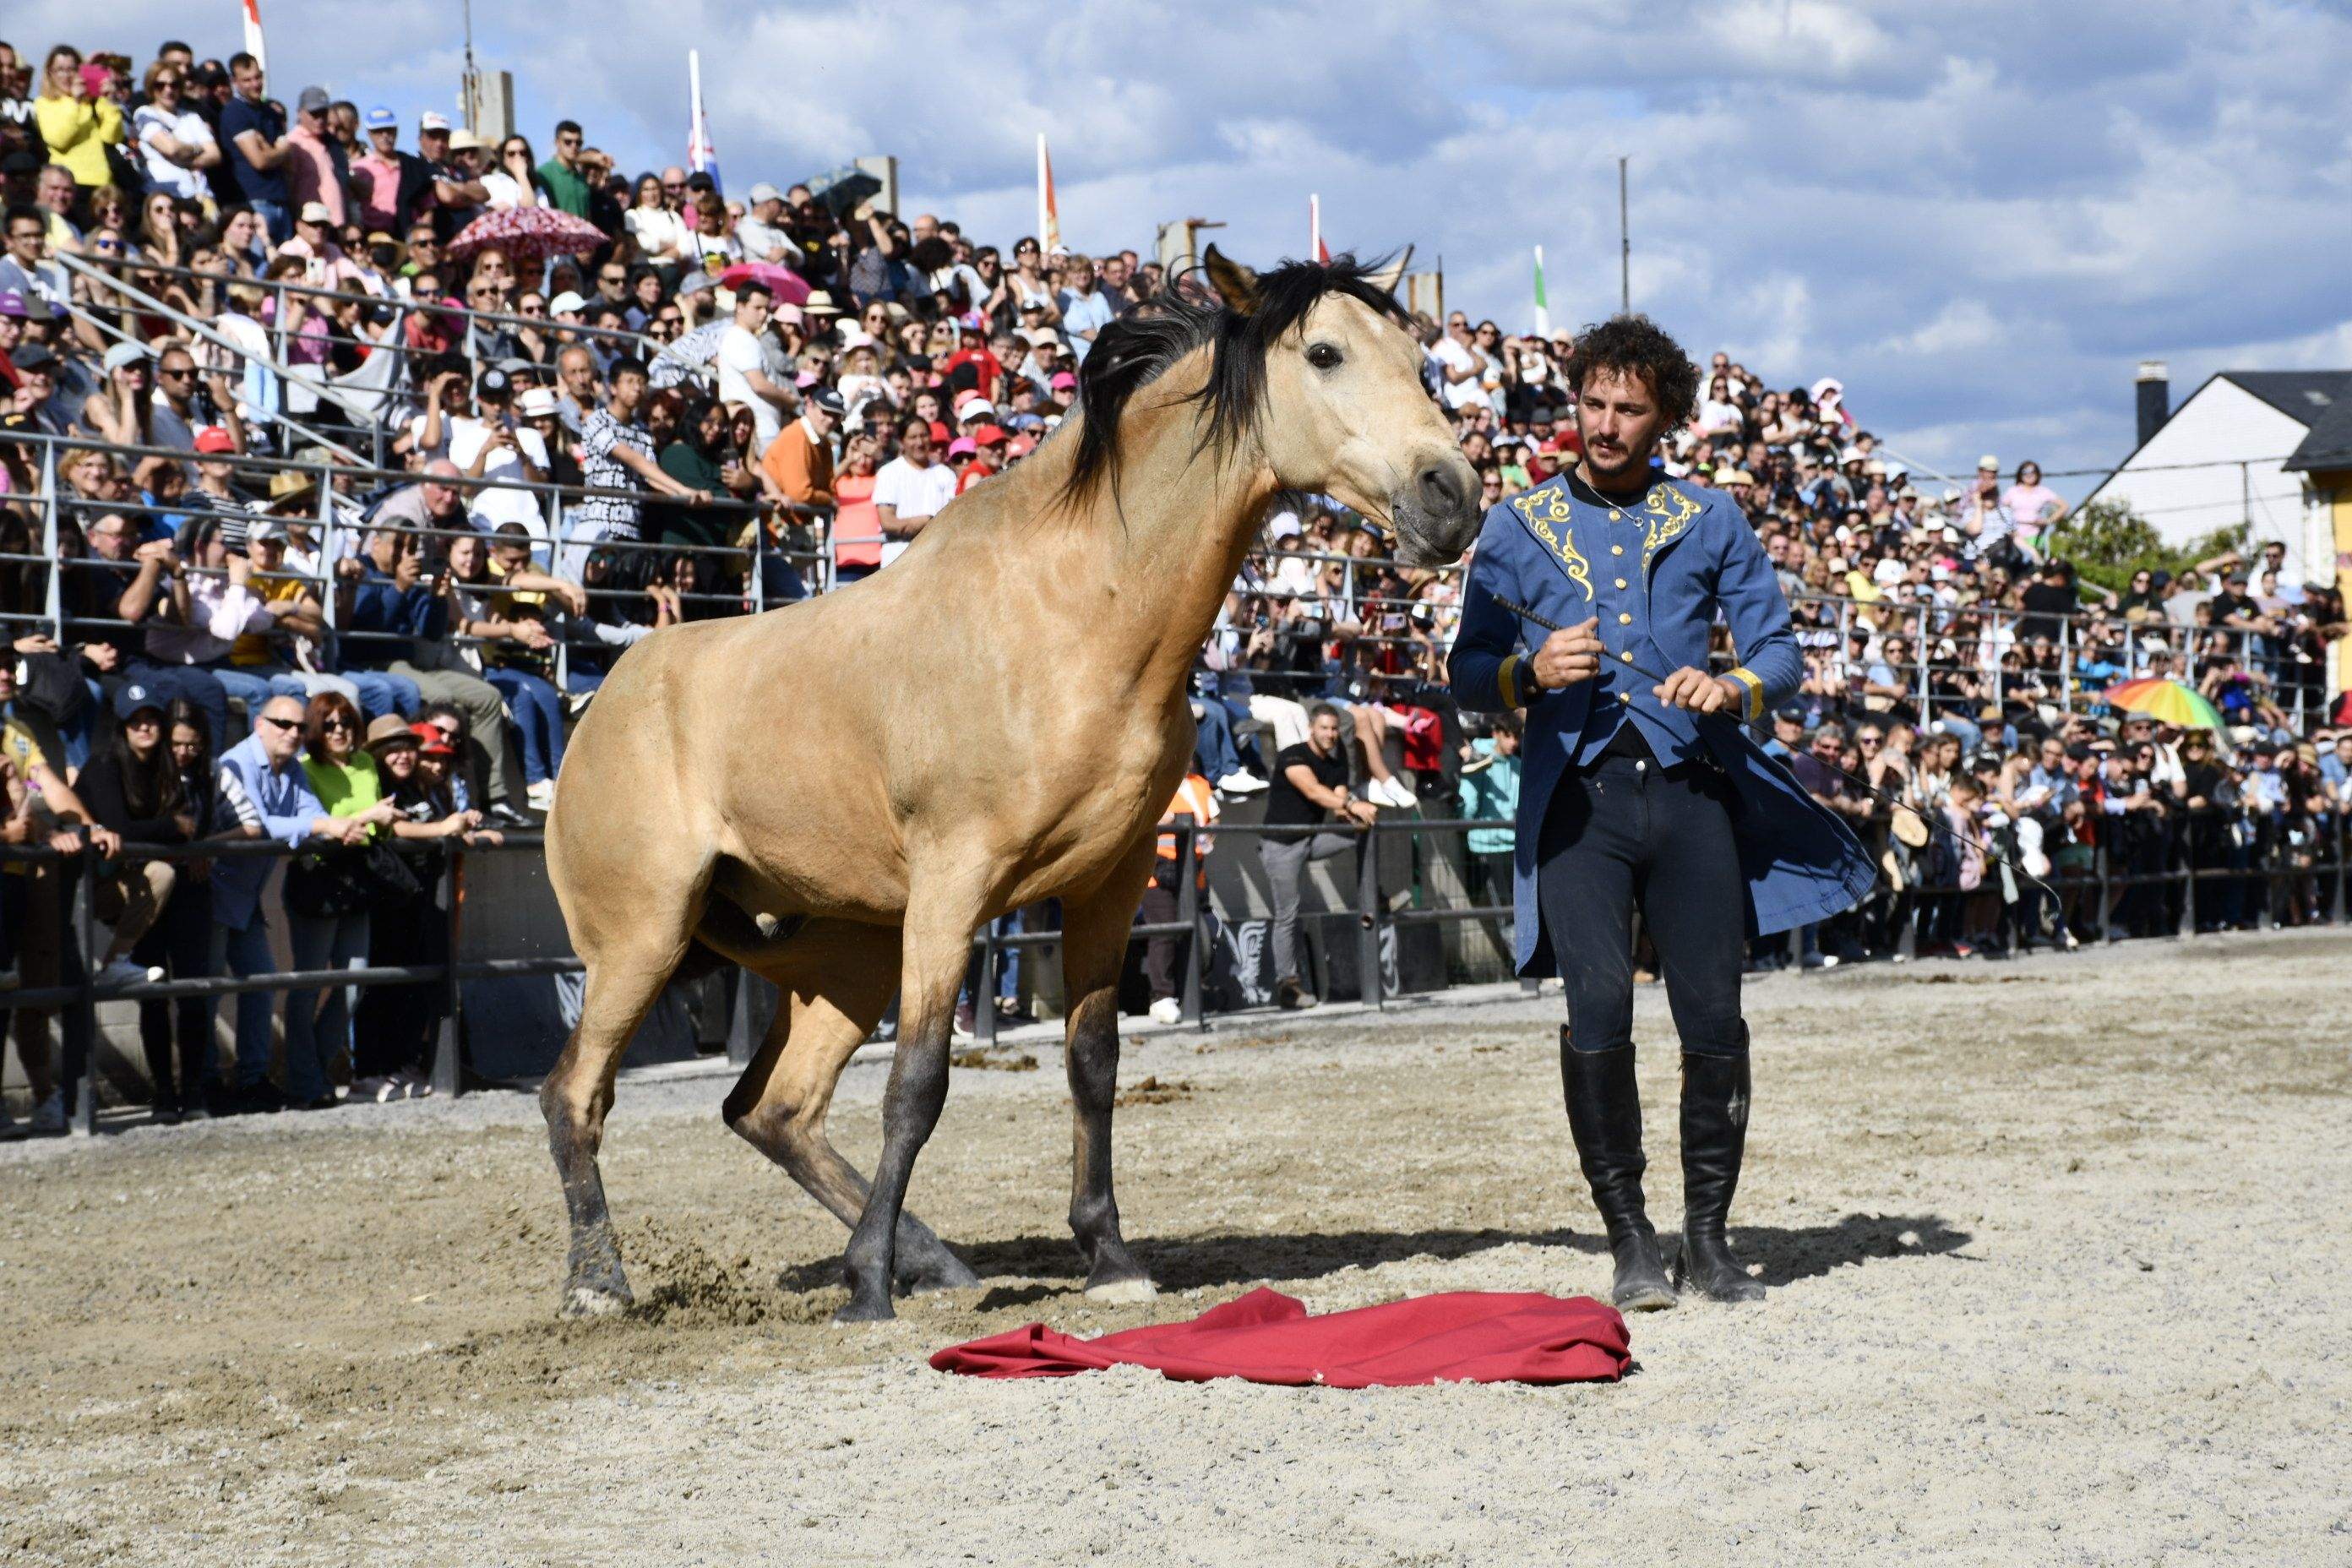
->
[1306,343,1342,371]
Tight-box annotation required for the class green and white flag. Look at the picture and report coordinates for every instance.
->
[1533,245,1549,336]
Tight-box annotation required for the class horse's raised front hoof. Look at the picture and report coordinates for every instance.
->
[832,1289,897,1324]
[1083,1271,1158,1305]
[560,1282,634,1320]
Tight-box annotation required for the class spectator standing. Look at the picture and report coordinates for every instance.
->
[136,700,235,1118]
[283,85,343,226]
[351,715,466,1099]
[33,46,123,198]
[130,63,216,201]
[2000,461,2066,558]
[1257,703,1376,1010]
[213,694,349,1111]
[1056,253,1113,365]
[872,416,955,567]
[72,684,184,994]
[1455,717,1522,913]
[572,355,710,579]
[1141,770,1217,1025]
[218,53,292,242]
[536,120,591,217]
[735,182,792,264]
[716,280,792,451]
[285,691,400,1108]
[349,106,429,236]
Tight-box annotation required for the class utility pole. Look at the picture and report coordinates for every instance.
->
[460,0,481,134]
[1618,156,1630,313]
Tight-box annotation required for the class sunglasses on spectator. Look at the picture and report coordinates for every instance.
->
[259,715,302,732]
[322,716,355,732]
[159,364,194,380]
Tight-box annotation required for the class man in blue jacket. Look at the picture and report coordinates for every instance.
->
[1448,316,1873,1312]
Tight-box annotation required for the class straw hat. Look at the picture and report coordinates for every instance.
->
[364,714,420,754]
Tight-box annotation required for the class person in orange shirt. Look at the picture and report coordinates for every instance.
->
[1141,772,1218,1025]
[757,386,841,600]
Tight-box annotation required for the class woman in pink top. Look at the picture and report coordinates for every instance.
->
[2000,460,2066,557]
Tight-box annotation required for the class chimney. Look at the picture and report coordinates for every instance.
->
[2136,361,2170,447]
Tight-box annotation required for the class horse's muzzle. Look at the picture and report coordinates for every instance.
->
[1390,455,1483,567]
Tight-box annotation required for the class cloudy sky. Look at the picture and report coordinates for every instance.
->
[32,1,2352,491]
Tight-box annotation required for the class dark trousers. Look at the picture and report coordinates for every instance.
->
[132,879,216,1105]
[1536,754,1746,1058]
[1139,877,1185,1001]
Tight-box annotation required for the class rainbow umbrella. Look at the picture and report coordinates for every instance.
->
[2102,677,2224,731]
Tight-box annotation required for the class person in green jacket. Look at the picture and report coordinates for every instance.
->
[287,692,401,1108]
[1456,716,1522,913]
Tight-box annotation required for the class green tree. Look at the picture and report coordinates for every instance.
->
[2044,500,2248,595]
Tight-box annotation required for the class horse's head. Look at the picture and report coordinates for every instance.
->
[1206,245,1480,569]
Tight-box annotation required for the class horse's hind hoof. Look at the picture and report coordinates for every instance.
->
[832,1294,896,1324]
[1083,1275,1158,1305]
[561,1283,634,1320]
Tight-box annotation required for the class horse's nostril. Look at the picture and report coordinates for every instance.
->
[1418,464,1465,514]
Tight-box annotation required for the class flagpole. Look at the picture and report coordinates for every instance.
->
[1533,244,1549,337]
[1310,193,1320,262]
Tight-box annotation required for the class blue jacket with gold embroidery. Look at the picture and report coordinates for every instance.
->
[1447,473,1875,972]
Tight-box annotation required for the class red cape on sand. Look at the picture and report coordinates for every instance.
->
[930,1287,1631,1388]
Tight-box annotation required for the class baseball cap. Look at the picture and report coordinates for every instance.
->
[1006,435,1037,458]
[409,721,456,758]
[515,387,559,418]
[193,426,237,455]
[1772,703,1805,723]
[362,106,396,130]
[113,683,167,721]
[973,423,1008,448]
[1977,454,1999,471]
[419,111,450,133]
[297,85,330,113]
[547,290,587,315]
[102,340,150,373]
[477,366,511,396]
[10,343,56,373]
[807,387,846,416]
[249,515,291,543]
[746,182,781,204]
[1021,327,1059,348]
[946,437,978,460]
[1049,371,1077,390]
[0,291,24,319]
[955,395,995,421]
[297,200,333,226]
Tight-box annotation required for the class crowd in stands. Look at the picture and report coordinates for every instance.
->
[0,32,2346,1128]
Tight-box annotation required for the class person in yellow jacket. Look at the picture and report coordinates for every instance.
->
[33,46,125,197]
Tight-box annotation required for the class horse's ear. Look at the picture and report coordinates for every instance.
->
[1203,244,1261,316]
[1364,246,1414,297]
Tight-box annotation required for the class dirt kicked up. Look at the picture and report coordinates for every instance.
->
[3,929,2348,1565]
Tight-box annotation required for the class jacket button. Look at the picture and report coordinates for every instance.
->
[1619,692,1631,704]
[1611,544,1624,556]
[1614,578,1627,589]
[1619,650,1633,662]
[1618,612,1632,624]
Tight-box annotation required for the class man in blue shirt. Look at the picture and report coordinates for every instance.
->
[1448,315,1871,1312]
[218,53,293,242]
[215,694,359,1110]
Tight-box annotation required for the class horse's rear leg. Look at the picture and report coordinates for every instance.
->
[721,923,977,1293]
[835,875,988,1322]
[540,951,675,1318]
[1060,837,1160,1303]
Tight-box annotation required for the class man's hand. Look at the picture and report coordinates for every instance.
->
[88,825,122,858]
[393,548,422,592]
[13,634,57,655]
[1339,798,1378,827]
[134,539,177,567]
[553,582,588,616]
[1529,618,1601,689]
[79,642,119,672]
[1654,667,1738,715]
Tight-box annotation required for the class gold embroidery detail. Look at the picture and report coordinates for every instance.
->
[1638,484,1701,569]
[1509,489,1592,602]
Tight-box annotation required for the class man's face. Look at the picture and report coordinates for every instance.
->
[558,349,596,400]
[370,126,399,156]
[256,699,305,762]
[1774,715,1803,746]
[595,262,626,301]
[419,128,449,162]
[808,405,838,439]
[85,514,136,561]
[609,368,646,412]
[232,58,264,101]
[1810,729,1843,761]
[35,168,74,216]
[7,215,44,266]
[1102,256,1129,290]
[1573,367,1666,482]
[901,425,933,465]
[421,472,461,517]
[1309,711,1342,753]
[737,293,770,332]
[155,351,199,406]
[555,125,582,164]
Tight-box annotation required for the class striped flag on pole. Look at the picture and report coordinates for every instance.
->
[241,0,267,70]
[1037,133,1061,253]
[686,50,721,197]
[1310,193,1329,264]
[1533,245,1550,337]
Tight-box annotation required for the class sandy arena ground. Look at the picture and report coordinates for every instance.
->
[2,928,2349,1565]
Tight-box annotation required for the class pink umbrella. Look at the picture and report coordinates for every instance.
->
[717,260,812,306]
[446,206,611,267]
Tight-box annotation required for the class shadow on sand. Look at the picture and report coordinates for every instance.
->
[774,1212,1974,1300]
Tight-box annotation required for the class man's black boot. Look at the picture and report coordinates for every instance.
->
[1674,1050,1767,1303]
[1560,1032,1675,1311]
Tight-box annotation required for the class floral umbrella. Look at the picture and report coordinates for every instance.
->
[445,206,610,267]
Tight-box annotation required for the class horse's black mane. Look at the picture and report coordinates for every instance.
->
[1059,253,1411,505]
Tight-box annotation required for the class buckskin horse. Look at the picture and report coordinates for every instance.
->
[540,248,1481,1322]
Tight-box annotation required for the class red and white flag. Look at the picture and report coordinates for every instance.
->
[241,0,267,70]
[1037,133,1061,253]
[1310,193,1329,264]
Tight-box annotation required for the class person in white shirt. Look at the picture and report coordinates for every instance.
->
[446,369,552,541]
[1426,313,1484,411]
[716,280,793,453]
[871,416,958,567]
[132,64,219,200]
[734,182,793,266]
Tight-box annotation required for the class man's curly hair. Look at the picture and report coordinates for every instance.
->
[1561,314,1700,429]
